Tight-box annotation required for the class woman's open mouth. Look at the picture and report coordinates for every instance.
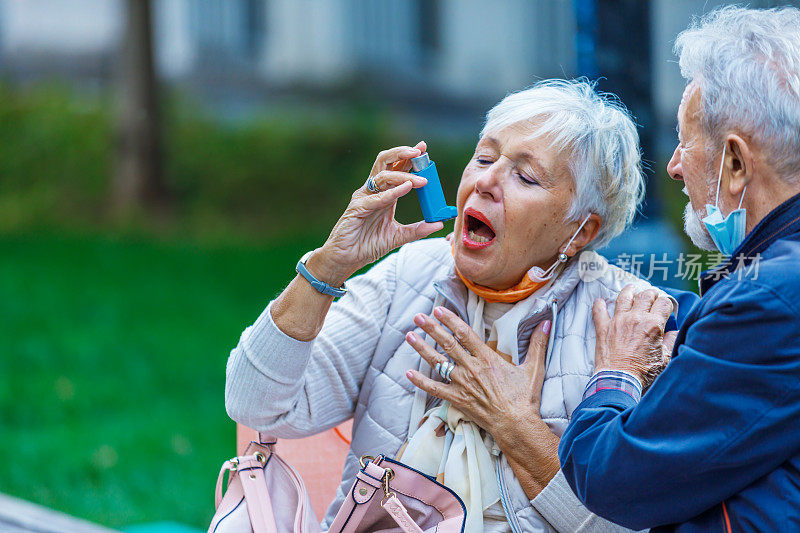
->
[462,207,497,249]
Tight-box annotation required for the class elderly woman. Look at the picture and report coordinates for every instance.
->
[226,79,672,532]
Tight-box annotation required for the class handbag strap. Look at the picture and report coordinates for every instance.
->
[382,494,425,533]
[237,454,278,533]
[257,433,277,445]
[215,453,278,533]
[215,459,237,508]
[363,460,427,533]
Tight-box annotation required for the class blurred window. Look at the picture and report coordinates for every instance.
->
[191,0,264,68]
[417,0,441,55]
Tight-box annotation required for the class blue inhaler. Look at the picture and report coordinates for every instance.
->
[409,153,458,223]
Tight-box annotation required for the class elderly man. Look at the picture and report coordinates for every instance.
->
[557,6,800,532]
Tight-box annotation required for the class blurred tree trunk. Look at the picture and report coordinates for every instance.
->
[113,0,168,212]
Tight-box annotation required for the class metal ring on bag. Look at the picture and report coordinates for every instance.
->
[359,454,376,469]
[255,452,266,464]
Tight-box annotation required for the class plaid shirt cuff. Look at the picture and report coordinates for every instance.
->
[583,370,643,402]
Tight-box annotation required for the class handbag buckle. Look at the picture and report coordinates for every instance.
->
[381,467,395,504]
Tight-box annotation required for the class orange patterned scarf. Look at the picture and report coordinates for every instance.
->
[453,267,547,303]
[451,246,547,303]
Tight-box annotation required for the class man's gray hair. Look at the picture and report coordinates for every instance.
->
[675,5,800,180]
[481,79,644,250]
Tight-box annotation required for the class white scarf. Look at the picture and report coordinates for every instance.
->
[399,291,546,532]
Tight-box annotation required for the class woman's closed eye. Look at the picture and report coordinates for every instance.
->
[518,173,539,186]
[476,156,495,165]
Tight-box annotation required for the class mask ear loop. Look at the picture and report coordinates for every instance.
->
[715,143,747,212]
[737,185,747,210]
[714,144,727,209]
[539,213,592,279]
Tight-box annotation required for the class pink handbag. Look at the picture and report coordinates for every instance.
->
[208,435,466,533]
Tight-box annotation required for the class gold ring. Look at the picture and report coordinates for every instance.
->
[359,454,375,469]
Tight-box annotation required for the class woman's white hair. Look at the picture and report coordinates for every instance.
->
[675,5,800,181]
[481,78,644,250]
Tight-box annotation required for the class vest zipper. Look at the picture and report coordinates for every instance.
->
[493,446,523,533]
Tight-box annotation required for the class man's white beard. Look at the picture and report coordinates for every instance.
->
[683,201,717,251]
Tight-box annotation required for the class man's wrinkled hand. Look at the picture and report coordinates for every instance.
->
[593,285,675,390]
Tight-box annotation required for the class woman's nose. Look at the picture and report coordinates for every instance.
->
[667,145,684,181]
[474,161,504,201]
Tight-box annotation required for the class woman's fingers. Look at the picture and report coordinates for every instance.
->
[366,170,427,193]
[523,319,551,366]
[390,141,428,172]
[430,306,489,361]
[411,311,472,366]
[394,221,444,248]
[405,330,452,369]
[405,368,455,402]
[524,320,551,408]
[372,145,423,175]
[361,180,414,210]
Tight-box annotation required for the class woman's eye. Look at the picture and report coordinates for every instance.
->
[518,173,539,185]
[476,157,493,165]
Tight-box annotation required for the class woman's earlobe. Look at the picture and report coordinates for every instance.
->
[574,214,602,252]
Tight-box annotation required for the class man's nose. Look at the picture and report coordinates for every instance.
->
[667,145,684,181]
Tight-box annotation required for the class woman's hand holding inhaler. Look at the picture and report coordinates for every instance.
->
[272,142,443,342]
[309,141,444,288]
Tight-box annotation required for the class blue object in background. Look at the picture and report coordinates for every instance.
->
[410,153,458,223]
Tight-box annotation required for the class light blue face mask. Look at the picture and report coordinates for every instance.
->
[702,144,747,255]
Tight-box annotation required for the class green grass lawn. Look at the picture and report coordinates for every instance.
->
[0,229,322,529]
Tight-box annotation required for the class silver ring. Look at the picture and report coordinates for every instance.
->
[437,361,455,382]
[365,176,380,193]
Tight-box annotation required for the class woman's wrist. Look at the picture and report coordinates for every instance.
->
[306,246,357,289]
[492,409,560,499]
[491,406,555,457]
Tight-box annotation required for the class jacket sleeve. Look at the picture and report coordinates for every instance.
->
[224,249,400,438]
[532,470,644,533]
[658,285,700,331]
[559,281,800,530]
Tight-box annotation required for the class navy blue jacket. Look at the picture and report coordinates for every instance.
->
[559,191,800,532]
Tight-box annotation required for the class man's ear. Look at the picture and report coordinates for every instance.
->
[565,213,602,256]
[725,134,754,197]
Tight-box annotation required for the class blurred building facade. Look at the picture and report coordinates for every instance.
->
[1,0,796,277]
[4,0,796,154]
